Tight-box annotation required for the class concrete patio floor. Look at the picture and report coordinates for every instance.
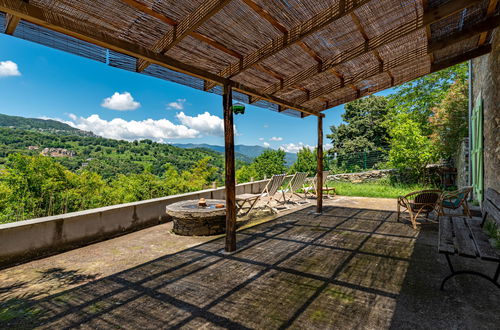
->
[0,196,499,329]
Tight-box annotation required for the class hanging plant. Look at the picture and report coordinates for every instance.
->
[232,102,245,115]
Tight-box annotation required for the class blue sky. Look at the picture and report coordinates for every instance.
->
[0,33,394,152]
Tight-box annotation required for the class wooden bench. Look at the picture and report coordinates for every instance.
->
[438,187,500,290]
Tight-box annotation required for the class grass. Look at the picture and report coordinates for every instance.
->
[328,180,434,199]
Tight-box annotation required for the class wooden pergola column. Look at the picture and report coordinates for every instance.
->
[223,84,236,252]
[316,115,323,214]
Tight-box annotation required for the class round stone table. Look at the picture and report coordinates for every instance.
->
[165,199,226,236]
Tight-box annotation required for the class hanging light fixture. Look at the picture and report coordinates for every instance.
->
[232,102,245,115]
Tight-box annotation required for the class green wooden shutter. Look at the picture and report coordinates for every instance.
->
[471,93,483,202]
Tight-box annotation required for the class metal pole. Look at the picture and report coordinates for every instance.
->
[223,84,236,252]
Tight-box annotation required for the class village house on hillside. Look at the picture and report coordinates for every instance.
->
[41,147,75,158]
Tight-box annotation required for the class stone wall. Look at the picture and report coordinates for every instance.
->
[455,138,469,189]
[472,28,500,197]
[327,169,394,183]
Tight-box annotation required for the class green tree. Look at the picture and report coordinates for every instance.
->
[387,114,438,179]
[389,63,467,131]
[327,95,390,155]
[236,164,258,183]
[431,78,469,160]
[252,149,287,179]
[289,147,317,176]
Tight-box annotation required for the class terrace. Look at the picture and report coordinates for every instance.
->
[1,197,499,328]
[1,0,499,328]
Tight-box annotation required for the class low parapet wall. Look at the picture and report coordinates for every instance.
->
[0,179,269,268]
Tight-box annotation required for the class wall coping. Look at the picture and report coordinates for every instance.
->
[0,179,270,230]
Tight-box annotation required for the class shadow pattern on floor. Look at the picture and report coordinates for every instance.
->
[1,206,498,329]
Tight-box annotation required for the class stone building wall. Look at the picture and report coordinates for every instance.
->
[472,28,500,197]
[455,138,469,189]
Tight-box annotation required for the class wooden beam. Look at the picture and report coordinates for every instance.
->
[297,41,323,64]
[0,0,227,84]
[137,0,231,71]
[4,12,19,34]
[320,45,492,111]
[478,0,498,45]
[223,84,236,252]
[205,0,373,90]
[430,44,492,72]
[429,15,500,51]
[121,0,242,61]
[260,0,483,98]
[0,0,320,117]
[120,0,177,25]
[316,116,323,214]
[241,0,287,33]
[231,81,323,117]
[300,16,500,105]
[422,0,480,26]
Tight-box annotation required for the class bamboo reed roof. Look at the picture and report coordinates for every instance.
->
[0,0,498,117]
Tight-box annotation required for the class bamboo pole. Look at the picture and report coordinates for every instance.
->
[223,84,236,252]
[316,116,323,214]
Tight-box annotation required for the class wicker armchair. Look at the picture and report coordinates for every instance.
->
[437,186,472,218]
[397,189,442,229]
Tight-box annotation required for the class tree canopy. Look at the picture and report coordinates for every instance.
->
[327,95,390,155]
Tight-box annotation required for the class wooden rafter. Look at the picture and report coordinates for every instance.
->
[303,35,493,108]
[137,0,232,72]
[240,0,320,103]
[315,45,492,113]
[204,0,373,90]
[297,18,499,105]
[300,17,500,104]
[121,0,241,60]
[4,12,19,34]
[0,0,321,117]
[478,0,498,45]
[261,0,483,99]
[241,0,287,33]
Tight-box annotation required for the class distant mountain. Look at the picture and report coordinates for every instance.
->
[0,113,95,137]
[173,143,298,166]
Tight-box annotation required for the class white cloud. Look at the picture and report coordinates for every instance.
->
[167,98,186,110]
[101,92,140,111]
[270,136,283,141]
[263,142,270,148]
[64,114,198,141]
[0,60,21,77]
[258,137,265,141]
[176,111,228,137]
[280,142,334,153]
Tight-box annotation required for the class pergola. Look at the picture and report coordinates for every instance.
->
[1,0,497,252]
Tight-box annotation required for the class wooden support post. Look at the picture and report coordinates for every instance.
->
[223,84,236,252]
[316,116,323,214]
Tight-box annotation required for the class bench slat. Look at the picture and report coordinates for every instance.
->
[438,217,455,254]
[452,218,477,258]
[483,199,500,227]
[466,219,500,262]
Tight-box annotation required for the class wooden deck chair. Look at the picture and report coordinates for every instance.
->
[236,174,286,216]
[276,172,309,204]
[303,171,336,199]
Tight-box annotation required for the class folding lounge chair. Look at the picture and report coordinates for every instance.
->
[303,171,336,199]
[276,172,309,205]
[236,174,286,216]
